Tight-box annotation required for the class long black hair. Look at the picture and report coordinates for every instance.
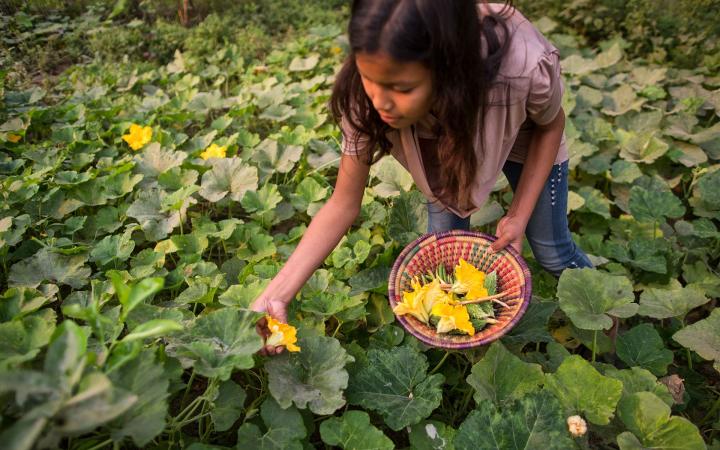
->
[330,0,513,208]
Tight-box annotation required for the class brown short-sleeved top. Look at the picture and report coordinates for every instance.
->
[341,3,568,218]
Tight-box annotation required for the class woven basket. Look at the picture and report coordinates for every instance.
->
[388,230,532,349]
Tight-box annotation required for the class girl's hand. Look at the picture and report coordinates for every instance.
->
[251,294,291,356]
[490,214,526,254]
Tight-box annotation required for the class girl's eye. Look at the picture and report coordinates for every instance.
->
[394,87,413,93]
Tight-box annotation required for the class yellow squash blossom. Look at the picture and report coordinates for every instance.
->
[122,124,153,150]
[394,278,449,323]
[430,302,475,336]
[7,134,21,143]
[452,258,488,300]
[200,143,227,160]
[265,315,301,352]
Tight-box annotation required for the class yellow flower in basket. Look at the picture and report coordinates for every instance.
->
[452,258,488,300]
[430,302,475,336]
[394,278,447,323]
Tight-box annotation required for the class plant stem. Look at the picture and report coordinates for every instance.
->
[458,292,508,305]
[592,331,597,363]
[429,351,450,375]
[180,370,196,409]
[86,438,113,450]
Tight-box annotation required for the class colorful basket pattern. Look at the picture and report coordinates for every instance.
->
[388,230,532,349]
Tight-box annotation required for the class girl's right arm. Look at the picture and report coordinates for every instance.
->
[251,152,370,355]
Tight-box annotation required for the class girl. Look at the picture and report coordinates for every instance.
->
[252,0,593,354]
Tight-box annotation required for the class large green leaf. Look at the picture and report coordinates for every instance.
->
[603,367,674,406]
[265,333,354,415]
[617,392,705,450]
[0,310,56,369]
[319,410,394,450]
[211,380,246,432]
[466,341,544,405]
[126,188,182,241]
[388,190,428,247]
[346,345,444,431]
[638,285,709,319]
[199,157,258,203]
[616,324,674,376]
[9,248,91,289]
[171,308,263,380]
[500,299,556,349]
[544,355,623,425]
[0,287,51,322]
[453,391,574,450]
[557,268,637,331]
[236,397,306,450]
[628,186,685,223]
[673,309,720,372]
[107,349,173,447]
[370,157,414,198]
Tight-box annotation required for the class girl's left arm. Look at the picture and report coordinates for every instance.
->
[490,107,565,253]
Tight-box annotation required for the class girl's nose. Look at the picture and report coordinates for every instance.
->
[371,88,393,113]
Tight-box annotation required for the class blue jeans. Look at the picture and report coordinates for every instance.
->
[426,159,593,277]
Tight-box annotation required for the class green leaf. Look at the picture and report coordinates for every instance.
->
[616,324,674,376]
[603,367,674,406]
[211,380,246,432]
[557,268,637,331]
[0,287,51,322]
[172,308,263,380]
[346,345,444,431]
[466,341,544,405]
[290,177,328,211]
[453,391,574,450]
[252,139,303,179]
[300,291,363,318]
[628,186,685,223]
[0,311,56,369]
[320,410,394,450]
[639,285,709,319]
[121,319,182,343]
[408,420,456,450]
[616,130,670,164]
[133,143,186,180]
[9,249,91,289]
[501,299,556,349]
[388,190,428,247]
[236,397,306,450]
[348,266,390,296]
[90,229,135,266]
[370,157,414,198]
[107,349,174,447]
[289,54,319,71]
[127,188,182,241]
[199,158,258,203]
[218,280,269,308]
[266,333,353,415]
[602,84,646,116]
[241,183,282,215]
[53,372,136,434]
[617,392,705,450]
[544,355,623,425]
[108,274,164,319]
[673,309,720,372]
[44,320,88,382]
[576,186,612,219]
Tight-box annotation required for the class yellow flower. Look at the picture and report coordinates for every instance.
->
[7,133,21,143]
[200,143,227,160]
[265,315,301,352]
[122,124,153,150]
[430,302,475,336]
[330,46,343,55]
[452,258,488,300]
[394,278,449,323]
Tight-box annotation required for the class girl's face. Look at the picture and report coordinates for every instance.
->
[355,51,434,129]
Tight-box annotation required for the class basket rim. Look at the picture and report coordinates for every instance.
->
[388,230,532,349]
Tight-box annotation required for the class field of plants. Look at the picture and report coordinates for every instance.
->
[1,1,719,449]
